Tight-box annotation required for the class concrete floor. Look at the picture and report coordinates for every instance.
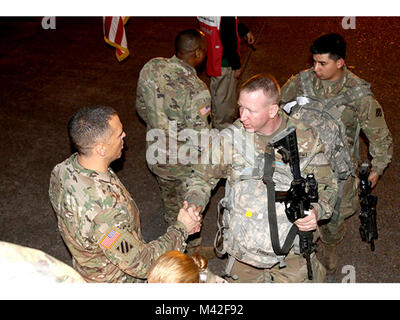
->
[0,17,399,290]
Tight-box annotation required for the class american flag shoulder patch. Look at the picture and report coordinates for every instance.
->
[100,228,121,250]
[199,104,211,116]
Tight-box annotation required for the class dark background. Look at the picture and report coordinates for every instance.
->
[0,16,399,284]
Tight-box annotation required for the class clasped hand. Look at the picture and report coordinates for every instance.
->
[177,201,202,235]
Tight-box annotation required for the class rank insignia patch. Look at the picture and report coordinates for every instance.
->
[100,228,121,250]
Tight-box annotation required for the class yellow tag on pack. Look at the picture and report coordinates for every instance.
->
[245,210,253,218]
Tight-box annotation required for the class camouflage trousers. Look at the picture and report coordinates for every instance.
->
[318,175,360,245]
[155,175,202,248]
[155,175,186,225]
[210,67,237,130]
[227,250,326,283]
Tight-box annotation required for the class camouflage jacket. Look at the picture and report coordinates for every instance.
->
[185,112,338,221]
[136,55,211,179]
[0,241,85,283]
[281,67,393,175]
[49,153,188,283]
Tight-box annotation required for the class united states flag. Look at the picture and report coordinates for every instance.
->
[100,228,121,249]
[103,17,130,62]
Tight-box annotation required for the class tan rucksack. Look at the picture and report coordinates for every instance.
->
[282,69,372,180]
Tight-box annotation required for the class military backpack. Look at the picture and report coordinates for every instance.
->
[282,69,372,180]
[214,124,319,279]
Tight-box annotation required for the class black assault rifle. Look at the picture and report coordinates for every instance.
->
[271,126,318,280]
[359,160,378,251]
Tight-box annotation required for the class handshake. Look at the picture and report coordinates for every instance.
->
[177,201,203,235]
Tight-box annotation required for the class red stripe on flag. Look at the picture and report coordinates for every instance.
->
[103,16,130,62]
[104,16,112,38]
[114,17,124,46]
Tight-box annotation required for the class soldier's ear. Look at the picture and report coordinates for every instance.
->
[94,142,106,158]
[269,104,279,118]
[336,58,345,69]
[195,47,202,59]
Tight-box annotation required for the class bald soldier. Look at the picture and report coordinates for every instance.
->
[49,106,200,283]
[136,29,214,257]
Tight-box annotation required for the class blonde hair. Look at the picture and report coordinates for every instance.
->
[147,251,207,283]
[239,73,281,105]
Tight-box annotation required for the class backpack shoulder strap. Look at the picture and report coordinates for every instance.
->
[324,82,372,109]
[264,150,297,262]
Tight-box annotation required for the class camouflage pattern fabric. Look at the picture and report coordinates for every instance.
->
[281,67,392,175]
[281,67,392,244]
[281,68,364,179]
[217,146,319,270]
[318,175,360,244]
[154,175,187,225]
[185,112,337,282]
[0,241,85,283]
[136,55,211,223]
[49,153,188,283]
[229,249,326,283]
[186,112,337,219]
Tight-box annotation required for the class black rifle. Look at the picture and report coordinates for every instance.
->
[359,160,378,251]
[271,126,318,280]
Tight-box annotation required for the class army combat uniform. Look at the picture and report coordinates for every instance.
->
[281,67,393,245]
[136,55,212,225]
[49,153,188,283]
[185,112,338,282]
[0,241,85,283]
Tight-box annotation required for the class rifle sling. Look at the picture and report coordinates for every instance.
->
[264,151,298,256]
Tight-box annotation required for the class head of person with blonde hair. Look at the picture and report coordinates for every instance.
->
[147,250,207,283]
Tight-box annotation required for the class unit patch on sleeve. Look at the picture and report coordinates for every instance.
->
[100,228,121,250]
[117,241,133,254]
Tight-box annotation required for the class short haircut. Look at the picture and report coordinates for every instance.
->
[310,33,346,61]
[147,251,207,283]
[68,106,118,155]
[239,73,281,105]
[174,28,204,55]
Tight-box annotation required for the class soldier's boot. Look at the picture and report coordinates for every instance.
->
[320,242,338,275]
[186,246,216,261]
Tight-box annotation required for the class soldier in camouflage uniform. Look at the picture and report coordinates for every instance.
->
[280,33,393,274]
[0,241,85,283]
[136,29,213,256]
[49,106,200,283]
[185,74,338,282]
